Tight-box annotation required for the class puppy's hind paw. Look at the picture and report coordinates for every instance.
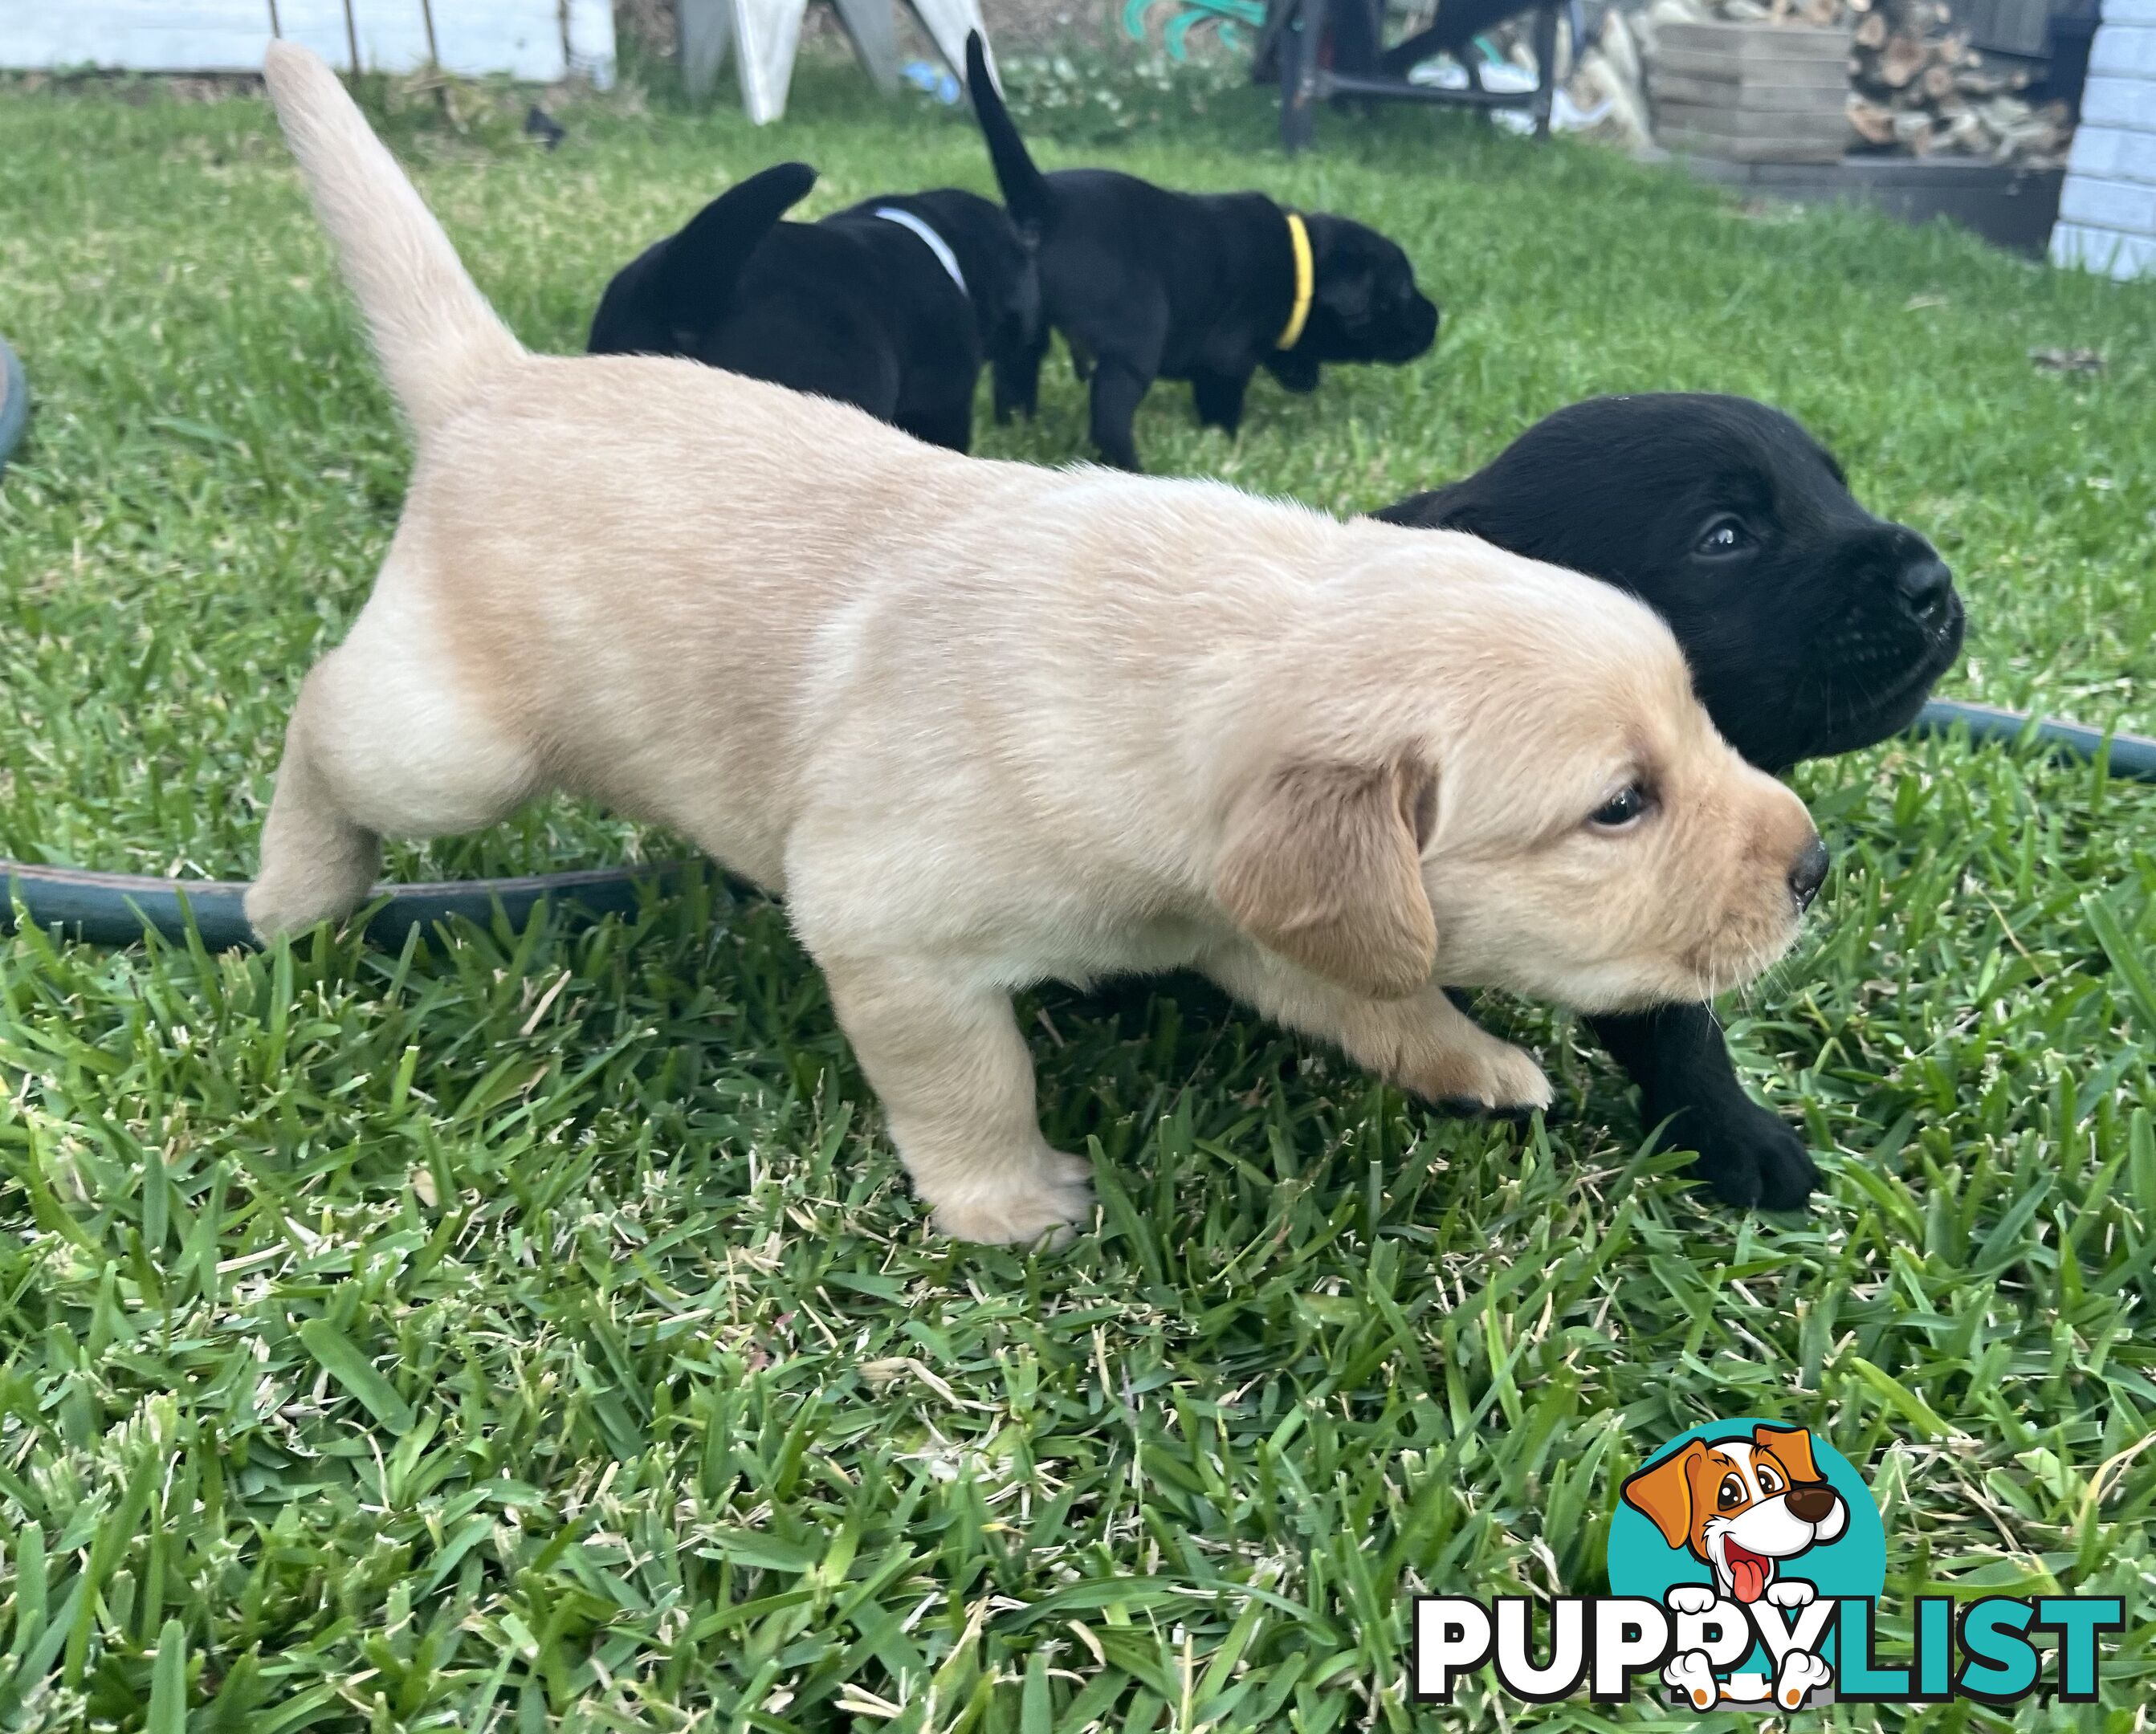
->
[1775,1649,1832,1709]
[926,1149,1094,1248]
[1663,1651,1719,1712]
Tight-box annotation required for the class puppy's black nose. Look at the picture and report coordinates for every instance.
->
[1789,836,1829,913]
[1896,557,1955,623]
[1786,1484,1838,1524]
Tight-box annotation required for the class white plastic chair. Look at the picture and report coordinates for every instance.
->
[680,0,997,124]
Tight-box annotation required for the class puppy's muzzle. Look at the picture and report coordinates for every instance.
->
[1788,836,1829,914]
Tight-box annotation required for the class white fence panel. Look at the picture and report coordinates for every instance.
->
[0,0,614,83]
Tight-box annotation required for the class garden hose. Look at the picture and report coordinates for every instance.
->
[0,861,684,953]
[1907,698,2156,780]
[1,699,2150,952]
[0,336,27,474]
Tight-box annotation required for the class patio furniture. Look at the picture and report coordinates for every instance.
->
[678,0,993,122]
[1259,0,1563,150]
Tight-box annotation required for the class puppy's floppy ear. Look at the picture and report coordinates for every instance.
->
[1215,756,1437,999]
[1754,1425,1824,1485]
[1368,482,1478,532]
[1317,266,1374,324]
[1302,220,1375,323]
[1623,1443,1703,1551]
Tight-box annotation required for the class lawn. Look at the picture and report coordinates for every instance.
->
[2,49,2154,1733]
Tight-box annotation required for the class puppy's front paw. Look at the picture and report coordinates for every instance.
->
[1666,1585,1720,1616]
[1766,1578,1816,1610]
[1403,1036,1553,1118]
[926,1149,1094,1248]
[1685,1100,1820,1211]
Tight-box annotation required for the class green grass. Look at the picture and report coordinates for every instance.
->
[2,55,2155,1733]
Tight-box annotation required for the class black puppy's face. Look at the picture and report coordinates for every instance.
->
[1375,394,1964,773]
[1290,214,1440,367]
[899,189,1041,370]
[970,215,1045,377]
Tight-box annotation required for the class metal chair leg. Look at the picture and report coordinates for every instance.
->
[1278,0,1320,151]
[1531,0,1559,137]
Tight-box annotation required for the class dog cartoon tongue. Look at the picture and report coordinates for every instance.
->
[1725,1542,1771,1604]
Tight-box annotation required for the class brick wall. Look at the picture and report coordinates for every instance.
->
[2051,0,2156,278]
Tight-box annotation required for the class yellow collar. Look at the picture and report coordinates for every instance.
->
[1277,211,1314,351]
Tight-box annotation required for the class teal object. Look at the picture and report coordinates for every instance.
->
[1122,0,1265,59]
[0,336,25,474]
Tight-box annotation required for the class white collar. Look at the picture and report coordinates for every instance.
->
[872,205,968,299]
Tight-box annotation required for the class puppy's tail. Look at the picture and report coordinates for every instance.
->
[964,32,1052,234]
[639,162,817,338]
[262,42,522,438]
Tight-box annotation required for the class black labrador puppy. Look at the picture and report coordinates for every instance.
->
[963,35,1437,471]
[587,162,1040,454]
[1376,393,1965,1208]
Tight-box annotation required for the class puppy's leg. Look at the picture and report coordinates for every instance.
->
[1087,359,1155,473]
[247,685,384,939]
[1591,1004,1821,1209]
[993,335,1048,424]
[1200,945,1552,1113]
[823,957,1094,1244]
[1190,367,1251,435]
[247,595,539,941]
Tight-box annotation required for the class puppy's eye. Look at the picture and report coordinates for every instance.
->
[1718,1476,1746,1510]
[1697,516,1753,556]
[1588,782,1655,829]
[1757,1467,1783,1494]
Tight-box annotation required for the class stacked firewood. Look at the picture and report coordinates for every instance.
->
[1643,0,2073,162]
[1843,0,2070,161]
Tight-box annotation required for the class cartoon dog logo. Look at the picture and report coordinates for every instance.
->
[1622,1424,1848,1709]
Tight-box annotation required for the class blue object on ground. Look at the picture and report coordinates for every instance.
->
[0,336,26,474]
[903,59,962,102]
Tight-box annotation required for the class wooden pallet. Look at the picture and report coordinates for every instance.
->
[1650,19,1854,162]
[1655,17,1853,64]
[1654,69,1848,108]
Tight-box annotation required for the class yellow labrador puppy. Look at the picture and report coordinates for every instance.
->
[250,45,1825,1244]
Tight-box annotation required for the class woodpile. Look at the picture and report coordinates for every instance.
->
[1844,0,2072,161]
[1644,0,2074,163]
